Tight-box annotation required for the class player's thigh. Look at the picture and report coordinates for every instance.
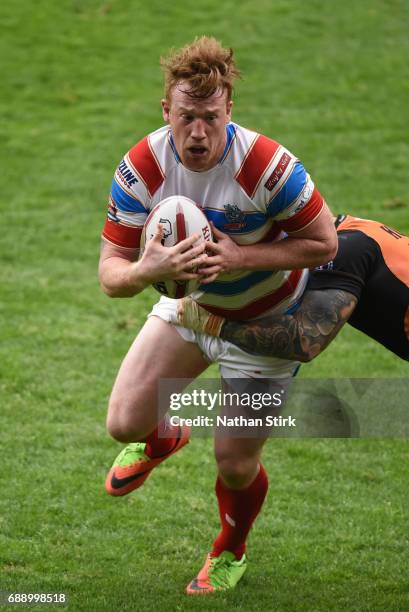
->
[108,316,209,433]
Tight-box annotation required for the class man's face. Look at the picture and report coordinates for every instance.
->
[161,83,232,172]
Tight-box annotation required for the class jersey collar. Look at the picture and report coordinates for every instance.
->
[168,123,237,166]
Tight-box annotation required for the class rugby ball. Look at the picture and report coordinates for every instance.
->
[140,195,213,298]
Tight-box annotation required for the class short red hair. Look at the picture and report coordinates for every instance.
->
[161,36,241,101]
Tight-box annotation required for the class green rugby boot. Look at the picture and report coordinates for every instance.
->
[186,551,247,595]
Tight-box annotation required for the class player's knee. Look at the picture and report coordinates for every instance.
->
[106,401,152,443]
[216,454,258,489]
[106,416,137,442]
[106,420,132,443]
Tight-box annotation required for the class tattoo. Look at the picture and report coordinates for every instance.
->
[220,290,358,362]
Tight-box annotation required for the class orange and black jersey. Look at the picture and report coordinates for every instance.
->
[308,215,409,360]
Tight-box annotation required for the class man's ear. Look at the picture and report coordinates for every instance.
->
[161,99,170,123]
[226,100,233,122]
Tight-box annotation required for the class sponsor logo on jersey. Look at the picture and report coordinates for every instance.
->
[223,203,246,229]
[264,152,291,191]
[117,159,138,187]
[289,178,314,217]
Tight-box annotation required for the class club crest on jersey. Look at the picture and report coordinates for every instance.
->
[223,204,246,229]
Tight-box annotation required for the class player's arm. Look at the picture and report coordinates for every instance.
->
[99,150,207,298]
[99,240,144,297]
[199,154,337,281]
[99,229,207,298]
[174,289,357,362]
[220,289,357,361]
[238,202,337,271]
[200,204,336,281]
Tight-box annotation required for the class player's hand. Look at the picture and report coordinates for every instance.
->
[139,224,208,284]
[198,224,245,284]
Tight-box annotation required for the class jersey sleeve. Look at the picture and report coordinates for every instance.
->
[265,156,325,233]
[307,269,365,299]
[307,230,380,299]
[102,150,150,249]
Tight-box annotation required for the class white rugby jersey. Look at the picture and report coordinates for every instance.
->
[102,123,325,320]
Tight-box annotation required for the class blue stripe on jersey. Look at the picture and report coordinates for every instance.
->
[111,180,147,213]
[169,133,181,163]
[219,123,237,163]
[267,160,307,217]
[200,271,273,295]
[285,299,302,315]
[204,208,268,234]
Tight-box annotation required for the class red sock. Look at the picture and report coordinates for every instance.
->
[212,464,268,559]
[144,417,180,458]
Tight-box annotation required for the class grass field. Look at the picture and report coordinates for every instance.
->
[1,0,408,610]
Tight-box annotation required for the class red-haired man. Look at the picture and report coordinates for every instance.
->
[99,37,337,594]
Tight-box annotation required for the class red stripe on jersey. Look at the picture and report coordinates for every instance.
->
[176,283,187,298]
[102,219,142,249]
[128,137,164,197]
[276,187,324,234]
[255,222,282,244]
[235,135,281,198]
[201,269,303,320]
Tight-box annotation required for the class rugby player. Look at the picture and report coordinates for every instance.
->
[99,37,337,594]
[173,215,409,361]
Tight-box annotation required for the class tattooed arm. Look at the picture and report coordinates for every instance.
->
[173,289,357,362]
[220,289,357,362]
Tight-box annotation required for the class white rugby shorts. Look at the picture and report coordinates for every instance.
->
[148,296,300,380]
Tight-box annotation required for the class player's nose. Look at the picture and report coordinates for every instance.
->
[190,119,206,139]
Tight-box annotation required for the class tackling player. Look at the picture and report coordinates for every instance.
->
[173,215,409,361]
[99,37,337,594]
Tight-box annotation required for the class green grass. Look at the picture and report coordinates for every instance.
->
[1,0,408,610]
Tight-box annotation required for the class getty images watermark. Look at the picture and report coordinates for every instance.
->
[168,388,296,429]
[158,378,296,438]
[158,379,409,439]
